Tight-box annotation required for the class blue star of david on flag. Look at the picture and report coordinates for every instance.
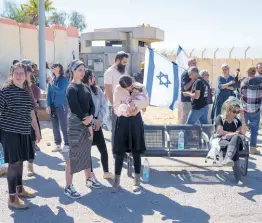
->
[156,72,171,88]
[144,47,179,110]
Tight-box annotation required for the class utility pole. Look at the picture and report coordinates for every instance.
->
[38,0,46,92]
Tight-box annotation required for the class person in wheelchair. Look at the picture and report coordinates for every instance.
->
[214,97,247,167]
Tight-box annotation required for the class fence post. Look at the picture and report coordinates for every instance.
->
[190,48,194,57]
[202,48,206,58]
[245,46,250,59]
[214,48,219,59]
[229,47,234,59]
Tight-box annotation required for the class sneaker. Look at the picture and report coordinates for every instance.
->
[52,145,61,152]
[64,185,81,199]
[86,177,102,189]
[62,145,70,153]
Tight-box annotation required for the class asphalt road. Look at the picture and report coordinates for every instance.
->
[0,121,262,223]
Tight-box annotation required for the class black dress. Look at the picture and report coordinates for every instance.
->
[113,112,146,156]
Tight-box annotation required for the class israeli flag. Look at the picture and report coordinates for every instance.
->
[175,46,188,106]
[176,46,188,71]
[143,47,179,110]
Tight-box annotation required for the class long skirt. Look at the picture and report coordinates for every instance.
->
[68,113,92,175]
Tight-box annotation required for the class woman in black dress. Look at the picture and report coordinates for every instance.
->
[0,62,41,209]
[112,75,149,192]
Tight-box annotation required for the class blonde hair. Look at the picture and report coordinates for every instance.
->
[221,96,241,119]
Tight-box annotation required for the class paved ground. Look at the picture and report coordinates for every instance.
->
[1,121,262,223]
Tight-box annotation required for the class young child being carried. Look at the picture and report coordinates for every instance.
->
[115,83,148,117]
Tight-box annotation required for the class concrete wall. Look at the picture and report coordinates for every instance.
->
[66,27,79,65]
[19,23,39,65]
[0,17,79,86]
[51,25,68,68]
[45,27,55,66]
[0,18,20,84]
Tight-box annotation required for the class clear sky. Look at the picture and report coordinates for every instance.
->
[0,0,261,49]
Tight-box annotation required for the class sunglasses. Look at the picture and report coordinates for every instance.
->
[232,110,240,114]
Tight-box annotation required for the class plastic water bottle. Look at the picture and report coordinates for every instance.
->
[178,131,184,150]
[0,143,7,171]
[143,158,150,182]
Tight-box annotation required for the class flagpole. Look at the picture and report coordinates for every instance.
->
[145,45,187,71]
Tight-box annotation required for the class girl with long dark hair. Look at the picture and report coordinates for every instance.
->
[64,60,95,198]
[82,69,113,187]
[46,63,69,153]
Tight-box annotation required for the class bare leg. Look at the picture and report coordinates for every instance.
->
[65,159,73,186]
[84,168,92,178]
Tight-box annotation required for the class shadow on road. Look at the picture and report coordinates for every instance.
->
[11,205,74,223]
[58,186,210,223]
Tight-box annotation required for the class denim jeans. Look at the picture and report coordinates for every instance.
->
[50,105,69,146]
[244,111,260,147]
[186,105,209,125]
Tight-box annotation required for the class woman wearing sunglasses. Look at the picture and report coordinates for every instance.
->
[214,97,247,168]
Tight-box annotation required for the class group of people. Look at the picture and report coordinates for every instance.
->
[1,51,149,209]
[180,59,262,174]
[1,50,262,209]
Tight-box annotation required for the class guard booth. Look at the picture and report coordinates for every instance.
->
[80,52,132,88]
[80,25,165,88]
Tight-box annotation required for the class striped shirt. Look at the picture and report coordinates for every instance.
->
[0,85,33,134]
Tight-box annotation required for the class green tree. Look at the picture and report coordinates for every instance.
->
[69,11,87,32]
[0,0,31,23]
[21,0,55,25]
[48,11,68,26]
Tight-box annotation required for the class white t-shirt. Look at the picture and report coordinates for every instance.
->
[104,65,127,105]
